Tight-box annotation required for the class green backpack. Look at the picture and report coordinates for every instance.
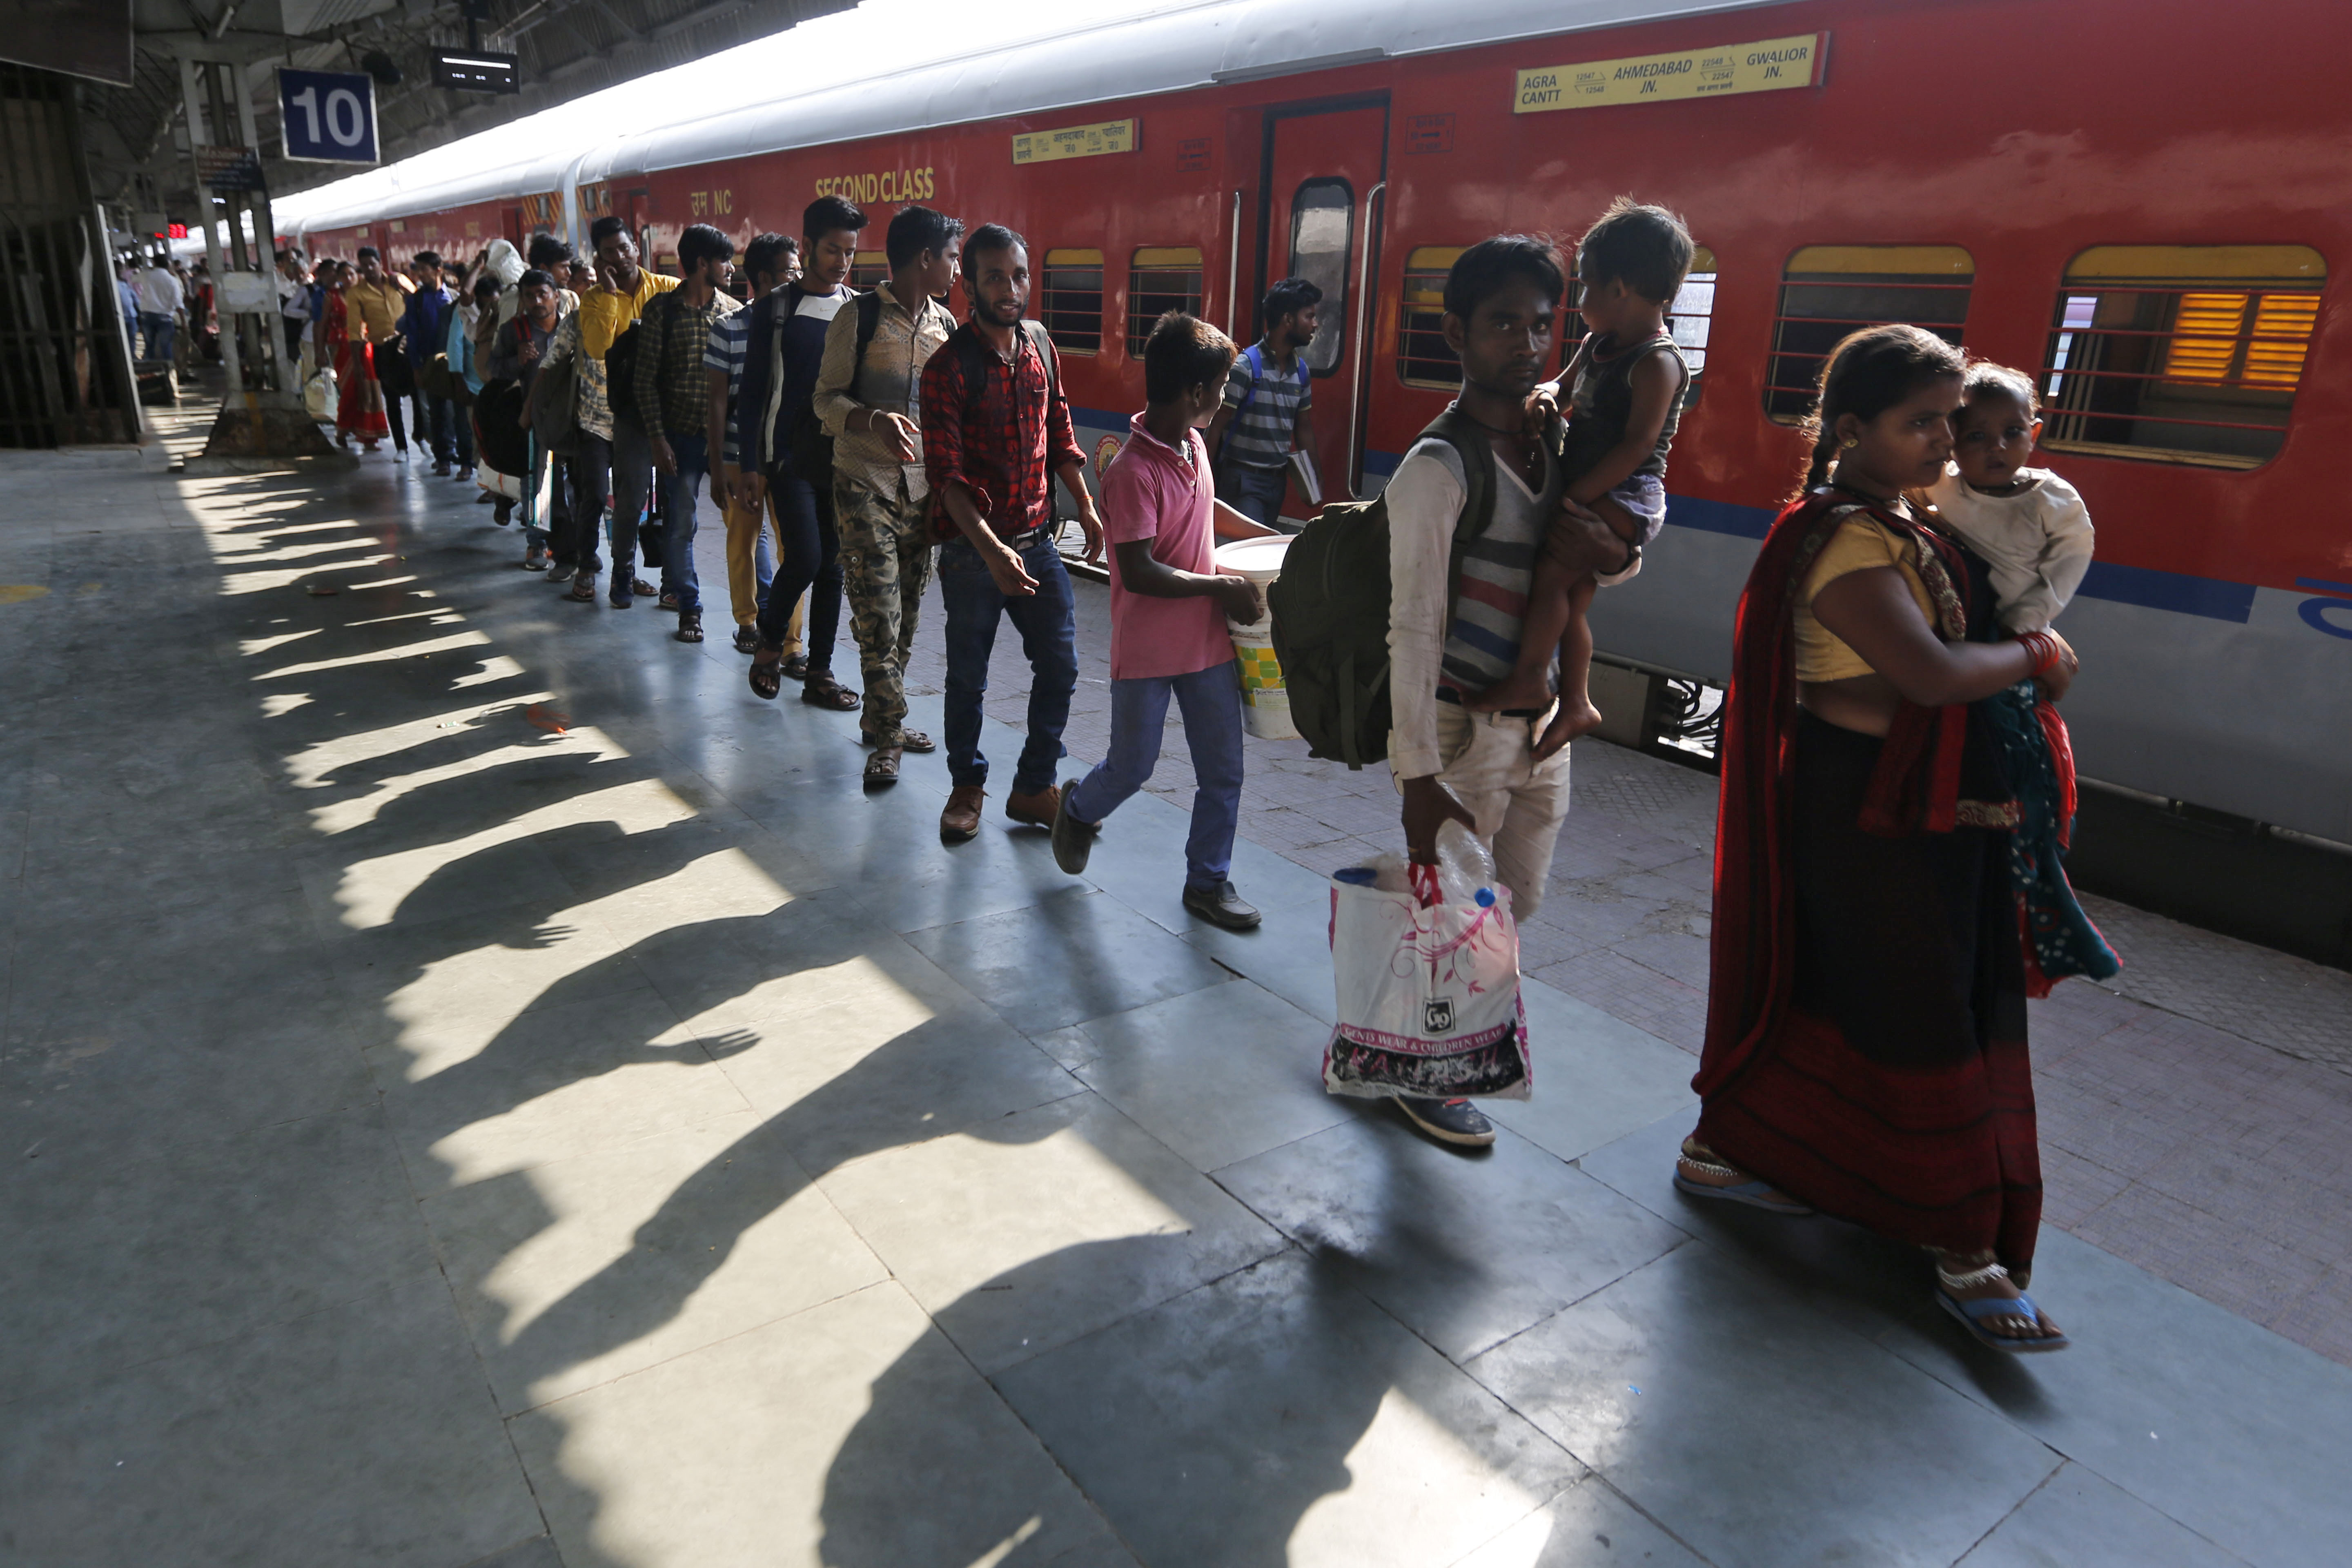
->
[1268,408,1497,769]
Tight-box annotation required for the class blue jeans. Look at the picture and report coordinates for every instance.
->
[604,418,655,593]
[139,313,174,362]
[1216,460,1289,528]
[1065,660,1246,892]
[939,532,1078,794]
[656,432,709,613]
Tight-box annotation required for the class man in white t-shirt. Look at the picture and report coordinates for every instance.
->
[135,257,183,363]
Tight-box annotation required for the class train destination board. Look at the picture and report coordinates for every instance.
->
[1012,118,1137,164]
[1515,32,1826,113]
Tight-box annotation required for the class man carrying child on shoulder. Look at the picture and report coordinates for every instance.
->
[1048,312,1281,931]
[1383,234,1648,1148]
[923,223,1106,842]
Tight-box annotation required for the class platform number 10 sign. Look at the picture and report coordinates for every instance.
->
[277,69,380,165]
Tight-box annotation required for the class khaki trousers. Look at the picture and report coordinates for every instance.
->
[722,489,803,645]
[1405,701,1575,921]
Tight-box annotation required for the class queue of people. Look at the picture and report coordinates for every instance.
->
[289,191,2106,1355]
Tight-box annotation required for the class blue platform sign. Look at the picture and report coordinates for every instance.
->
[277,69,379,165]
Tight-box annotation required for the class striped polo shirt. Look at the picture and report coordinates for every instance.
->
[1396,436,1560,693]
[1219,343,1313,469]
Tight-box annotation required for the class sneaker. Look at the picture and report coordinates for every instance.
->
[609,582,633,609]
[395,445,410,463]
[1395,1096,1496,1148]
[548,564,577,584]
[1181,880,1261,931]
[522,548,550,572]
[1050,786,1098,875]
[657,591,680,612]
[732,624,760,654]
[431,459,452,477]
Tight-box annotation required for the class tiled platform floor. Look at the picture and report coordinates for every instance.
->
[3,427,2350,1567]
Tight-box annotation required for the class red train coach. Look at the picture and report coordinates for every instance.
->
[293,0,2352,864]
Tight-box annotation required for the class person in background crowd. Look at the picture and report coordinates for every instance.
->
[116,263,141,352]
[325,259,390,452]
[703,232,797,655]
[1049,312,1280,929]
[401,251,463,475]
[491,267,570,572]
[135,254,182,363]
[274,249,313,374]
[573,214,680,607]
[1383,235,1640,1149]
[742,194,869,713]
[189,260,218,364]
[567,257,596,296]
[813,203,960,786]
[923,222,1103,842]
[632,222,741,641]
[347,247,410,459]
[1207,276,1321,526]
[442,272,490,484]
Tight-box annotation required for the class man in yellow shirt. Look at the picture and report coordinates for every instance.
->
[558,215,677,606]
[348,247,414,459]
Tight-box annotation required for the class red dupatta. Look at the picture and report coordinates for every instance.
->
[1694,487,1994,1098]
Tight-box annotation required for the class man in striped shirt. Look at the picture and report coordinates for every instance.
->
[705,232,804,656]
[1206,276,1320,526]
[1382,235,1645,1151]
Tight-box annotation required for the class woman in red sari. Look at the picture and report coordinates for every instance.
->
[1680,325,2080,1351]
[324,261,389,451]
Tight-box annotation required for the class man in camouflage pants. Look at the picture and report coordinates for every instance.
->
[813,205,961,785]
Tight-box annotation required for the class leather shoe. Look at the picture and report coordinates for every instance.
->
[941,784,986,842]
[1181,880,1262,931]
[1005,783,1060,829]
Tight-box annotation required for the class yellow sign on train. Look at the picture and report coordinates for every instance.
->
[1012,118,1137,165]
[1514,32,1826,114]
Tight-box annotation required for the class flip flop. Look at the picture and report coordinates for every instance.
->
[1672,1172,1815,1216]
[1938,1287,2071,1353]
[802,677,861,710]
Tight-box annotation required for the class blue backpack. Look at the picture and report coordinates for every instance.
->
[1218,343,1310,460]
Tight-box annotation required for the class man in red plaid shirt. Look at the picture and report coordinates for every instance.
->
[923,223,1106,844]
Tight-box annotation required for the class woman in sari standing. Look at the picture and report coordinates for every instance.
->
[325,260,389,452]
[1679,325,2080,1351]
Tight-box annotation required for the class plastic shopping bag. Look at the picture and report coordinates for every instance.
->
[1323,826,1530,1101]
[304,369,335,420]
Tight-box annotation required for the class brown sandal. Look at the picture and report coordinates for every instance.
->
[862,746,902,788]
[748,646,784,700]
[802,676,861,711]
[863,725,934,753]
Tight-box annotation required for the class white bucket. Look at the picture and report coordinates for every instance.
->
[1214,536,1297,741]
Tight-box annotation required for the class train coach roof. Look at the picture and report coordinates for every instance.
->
[280,0,1786,232]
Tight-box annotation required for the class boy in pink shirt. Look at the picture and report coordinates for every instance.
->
[1051,314,1280,929]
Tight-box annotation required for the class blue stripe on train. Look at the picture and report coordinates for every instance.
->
[1650,492,2255,623]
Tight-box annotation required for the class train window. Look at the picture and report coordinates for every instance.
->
[1669,245,1717,407]
[851,250,889,289]
[1041,247,1105,354]
[1397,246,1466,387]
[2040,245,2325,469]
[1288,178,1353,375]
[1127,247,1205,356]
[1764,245,1973,422]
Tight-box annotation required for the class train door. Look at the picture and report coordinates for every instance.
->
[1256,101,1387,506]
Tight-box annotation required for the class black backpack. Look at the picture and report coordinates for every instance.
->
[1267,408,1497,769]
[786,289,885,488]
[603,309,646,425]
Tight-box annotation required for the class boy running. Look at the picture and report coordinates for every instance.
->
[1050,313,1281,931]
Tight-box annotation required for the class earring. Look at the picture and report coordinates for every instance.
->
[1840,436,1860,449]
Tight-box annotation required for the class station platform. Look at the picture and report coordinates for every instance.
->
[4,414,2351,1568]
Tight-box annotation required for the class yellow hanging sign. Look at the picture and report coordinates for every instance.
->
[1514,32,1826,114]
[1012,118,1137,165]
